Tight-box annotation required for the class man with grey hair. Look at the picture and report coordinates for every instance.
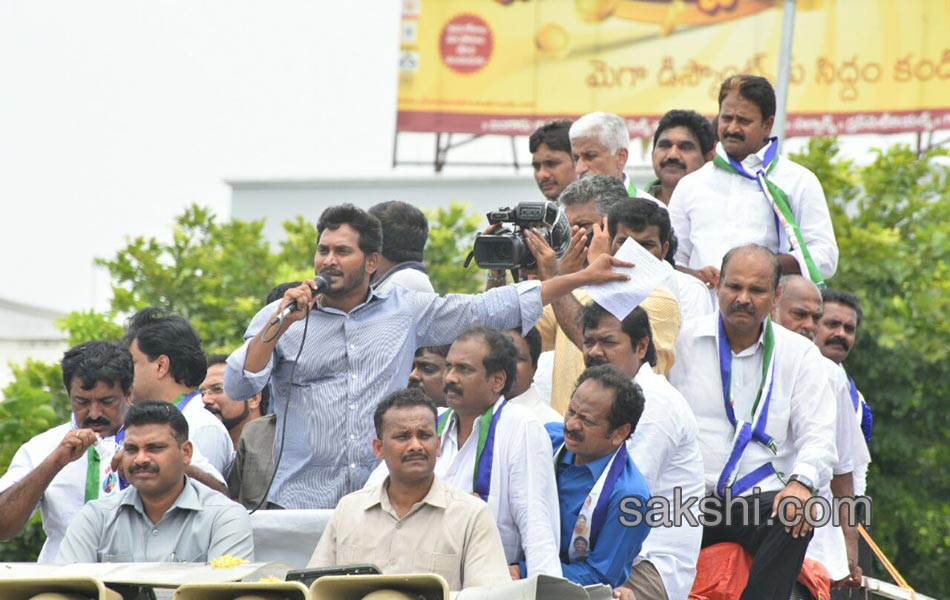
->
[529,175,681,414]
[569,112,662,204]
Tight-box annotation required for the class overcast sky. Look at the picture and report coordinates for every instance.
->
[0,1,914,315]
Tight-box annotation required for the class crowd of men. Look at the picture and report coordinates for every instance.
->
[0,74,874,600]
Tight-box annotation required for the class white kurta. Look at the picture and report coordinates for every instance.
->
[436,397,562,577]
[669,143,838,279]
[629,363,705,600]
[669,314,837,496]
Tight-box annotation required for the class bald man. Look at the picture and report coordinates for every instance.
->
[772,276,870,588]
[669,245,836,600]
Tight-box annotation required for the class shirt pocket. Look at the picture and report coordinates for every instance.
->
[99,552,133,562]
[412,550,461,575]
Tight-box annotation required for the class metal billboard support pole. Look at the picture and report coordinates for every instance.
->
[773,0,798,151]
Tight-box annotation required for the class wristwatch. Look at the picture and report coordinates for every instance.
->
[788,474,817,495]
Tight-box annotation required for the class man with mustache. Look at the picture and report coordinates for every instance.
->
[772,276,871,589]
[646,109,716,206]
[530,120,576,201]
[309,388,511,591]
[669,75,838,291]
[569,112,663,204]
[201,354,266,449]
[0,341,225,562]
[579,303,705,600]
[669,244,837,600]
[225,203,630,510]
[436,327,561,578]
[815,288,872,495]
[57,401,253,563]
[546,365,650,591]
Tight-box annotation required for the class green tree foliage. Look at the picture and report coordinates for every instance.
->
[791,138,950,596]
[424,202,484,295]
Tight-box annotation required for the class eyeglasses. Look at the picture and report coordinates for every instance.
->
[199,384,226,397]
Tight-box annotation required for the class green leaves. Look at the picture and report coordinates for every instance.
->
[792,139,950,596]
[424,201,484,295]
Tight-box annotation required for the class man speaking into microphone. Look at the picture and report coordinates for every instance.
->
[225,203,632,510]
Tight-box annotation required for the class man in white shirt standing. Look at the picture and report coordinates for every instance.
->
[124,308,234,476]
[580,303,705,600]
[569,112,662,203]
[772,276,870,589]
[368,200,435,293]
[669,244,837,600]
[437,326,561,579]
[815,288,872,495]
[669,75,838,290]
[0,341,225,562]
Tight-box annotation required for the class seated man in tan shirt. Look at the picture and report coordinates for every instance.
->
[308,388,511,591]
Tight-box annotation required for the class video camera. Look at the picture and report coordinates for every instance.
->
[470,201,571,271]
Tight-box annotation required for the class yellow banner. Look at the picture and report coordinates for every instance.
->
[396,0,950,137]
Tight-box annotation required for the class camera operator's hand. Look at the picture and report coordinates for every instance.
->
[523,228,558,280]
[480,223,508,289]
[588,216,611,264]
[558,226,589,276]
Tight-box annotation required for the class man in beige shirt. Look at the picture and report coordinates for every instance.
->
[308,388,511,591]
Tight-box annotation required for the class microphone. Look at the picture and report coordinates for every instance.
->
[276,274,331,321]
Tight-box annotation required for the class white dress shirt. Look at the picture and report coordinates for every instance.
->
[669,143,838,279]
[629,363,705,600]
[180,396,233,476]
[622,173,666,209]
[666,270,716,322]
[0,420,224,563]
[669,314,837,496]
[508,385,562,424]
[805,358,872,581]
[843,367,871,496]
[436,397,562,577]
[825,359,871,477]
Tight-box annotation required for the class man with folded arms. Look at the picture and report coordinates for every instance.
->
[669,245,836,600]
[309,388,510,591]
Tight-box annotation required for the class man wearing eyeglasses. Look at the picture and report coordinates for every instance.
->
[201,354,267,449]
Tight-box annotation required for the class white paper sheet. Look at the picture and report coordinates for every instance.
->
[583,238,674,321]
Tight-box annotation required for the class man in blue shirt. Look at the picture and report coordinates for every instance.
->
[548,365,651,589]
[225,203,632,509]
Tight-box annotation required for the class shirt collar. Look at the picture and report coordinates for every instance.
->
[558,446,616,479]
[701,312,767,355]
[314,285,382,315]
[120,476,202,516]
[366,476,448,514]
